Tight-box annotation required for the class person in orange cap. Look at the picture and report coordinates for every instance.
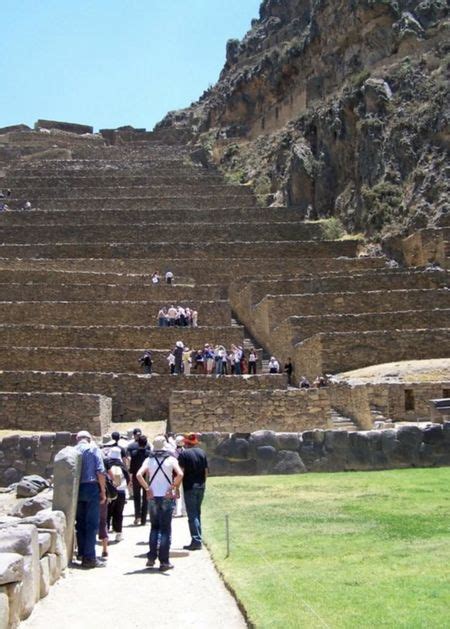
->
[178,433,208,550]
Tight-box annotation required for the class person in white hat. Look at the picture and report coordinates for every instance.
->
[136,435,183,571]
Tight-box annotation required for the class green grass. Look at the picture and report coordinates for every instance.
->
[203,468,450,628]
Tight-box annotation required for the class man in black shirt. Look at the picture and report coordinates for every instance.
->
[127,434,151,525]
[178,433,208,550]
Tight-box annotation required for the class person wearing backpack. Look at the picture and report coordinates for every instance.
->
[136,436,183,572]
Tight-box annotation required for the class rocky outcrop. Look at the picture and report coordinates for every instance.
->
[155,0,449,239]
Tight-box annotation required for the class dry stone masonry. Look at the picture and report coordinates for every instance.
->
[0,121,448,465]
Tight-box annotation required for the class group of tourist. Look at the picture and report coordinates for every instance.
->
[75,428,208,571]
[0,189,33,212]
[151,270,174,285]
[165,343,264,376]
[157,305,198,327]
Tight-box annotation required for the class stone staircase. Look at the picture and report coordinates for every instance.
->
[330,408,359,431]
[0,127,449,436]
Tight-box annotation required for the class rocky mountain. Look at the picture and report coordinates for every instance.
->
[155,0,449,239]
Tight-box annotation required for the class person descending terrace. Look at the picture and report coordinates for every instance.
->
[151,271,160,285]
[268,356,280,374]
[165,270,174,284]
[139,350,153,375]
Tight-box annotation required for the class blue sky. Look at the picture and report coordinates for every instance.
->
[1,0,261,131]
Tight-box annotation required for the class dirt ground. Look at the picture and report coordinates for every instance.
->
[336,358,450,384]
[21,501,246,628]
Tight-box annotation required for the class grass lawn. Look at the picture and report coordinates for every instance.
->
[203,468,450,628]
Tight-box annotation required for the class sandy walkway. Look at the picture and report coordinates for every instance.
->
[21,502,246,628]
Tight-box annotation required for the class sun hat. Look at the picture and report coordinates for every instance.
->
[76,430,91,441]
[153,435,168,451]
[184,433,199,446]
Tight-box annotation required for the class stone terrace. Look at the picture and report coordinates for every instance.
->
[0,125,448,436]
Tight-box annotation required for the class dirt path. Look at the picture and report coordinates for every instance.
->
[21,502,247,628]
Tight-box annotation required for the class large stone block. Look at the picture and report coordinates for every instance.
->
[5,582,21,628]
[249,430,278,455]
[39,556,50,599]
[0,524,40,613]
[11,492,52,518]
[47,553,60,585]
[0,553,24,586]
[38,532,52,558]
[53,446,82,560]
[273,451,307,474]
[276,432,300,451]
[215,436,249,460]
[0,586,9,629]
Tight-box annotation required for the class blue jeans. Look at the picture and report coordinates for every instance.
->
[76,482,100,560]
[148,497,174,564]
[184,487,205,545]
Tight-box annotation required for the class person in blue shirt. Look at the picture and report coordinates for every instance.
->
[75,430,106,568]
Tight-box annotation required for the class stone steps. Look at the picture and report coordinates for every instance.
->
[330,409,358,431]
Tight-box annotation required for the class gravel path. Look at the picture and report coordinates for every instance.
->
[21,502,246,628]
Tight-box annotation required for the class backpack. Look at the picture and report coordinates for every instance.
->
[110,464,123,488]
[105,475,118,501]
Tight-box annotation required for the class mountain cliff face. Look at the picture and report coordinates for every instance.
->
[156,0,449,239]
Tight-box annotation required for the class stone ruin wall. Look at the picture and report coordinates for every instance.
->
[295,330,450,381]
[198,423,450,476]
[170,382,450,436]
[0,393,112,436]
[170,388,331,433]
[0,372,286,424]
[0,432,75,487]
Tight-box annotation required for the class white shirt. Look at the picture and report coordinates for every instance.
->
[145,453,177,497]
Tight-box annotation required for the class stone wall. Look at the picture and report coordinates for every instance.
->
[169,388,330,433]
[0,300,231,327]
[0,239,359,260]
[0,432,74,487]
[261,288,450,332]
[0,221,326,244]
[199,423,450,476]
[239,270,447,306]
[0,324,245,351]
[0,371,285,422]
[275,309,450,347]
[0,393,111,435]
[0,255,385,284]
[296,329,450,379]
[0,283,226,302]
